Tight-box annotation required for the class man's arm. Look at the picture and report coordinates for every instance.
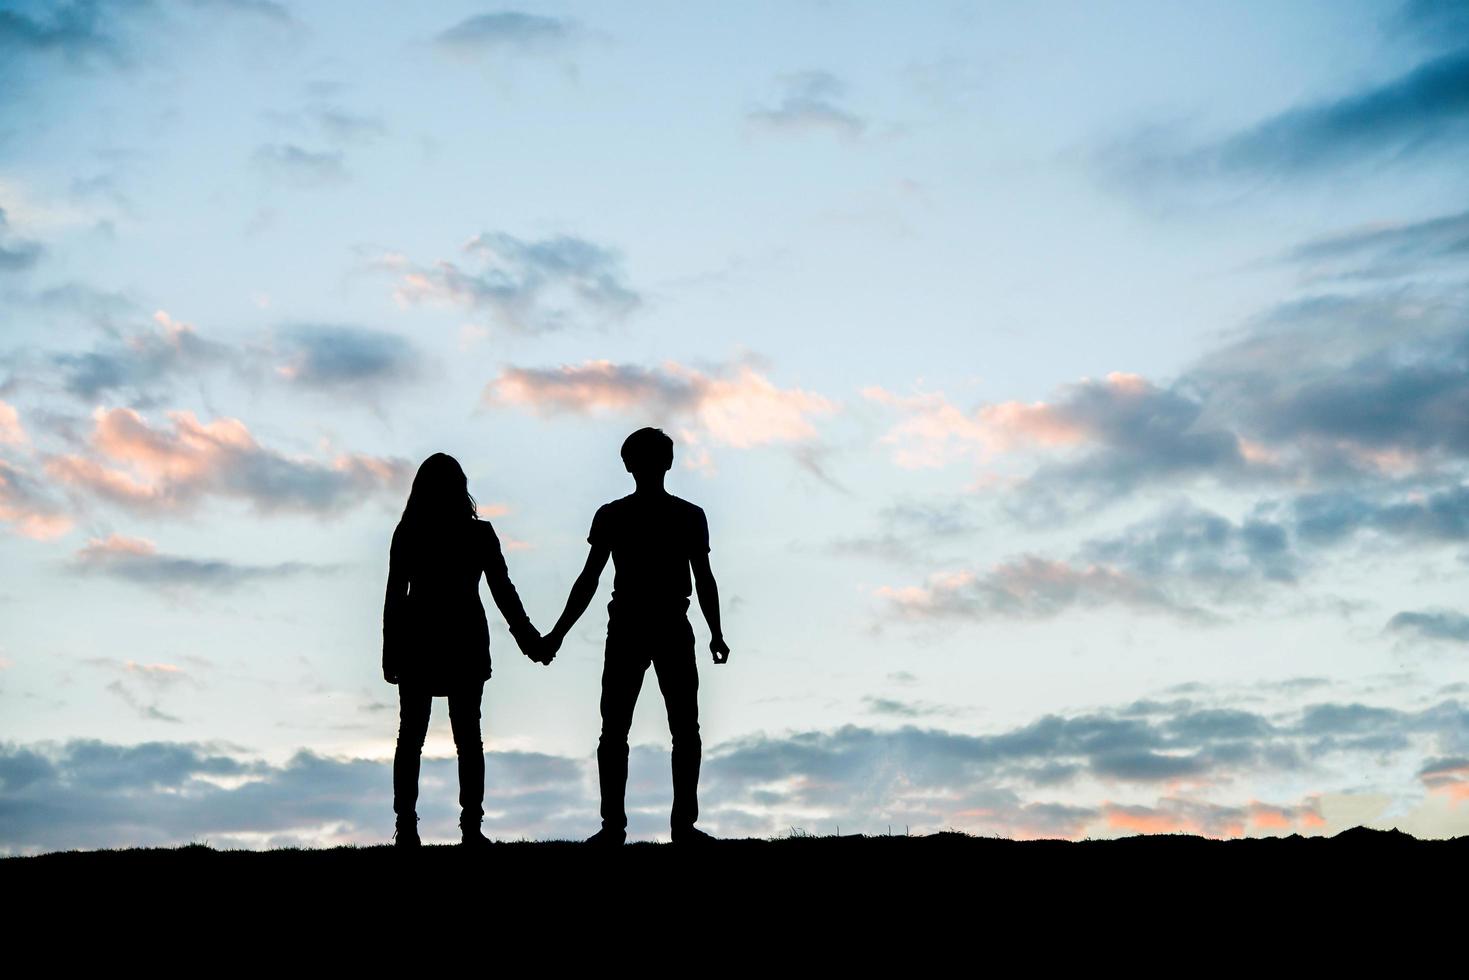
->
[692,553,730,664]
[543,544,611,659]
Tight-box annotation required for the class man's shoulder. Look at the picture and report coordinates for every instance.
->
[667,493,705,517]
[596,494,637,516]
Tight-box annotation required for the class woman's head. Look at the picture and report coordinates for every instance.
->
[401,453,477,526]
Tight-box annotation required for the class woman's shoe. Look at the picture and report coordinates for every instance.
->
[393,815,421,849]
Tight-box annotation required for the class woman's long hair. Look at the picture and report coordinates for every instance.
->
[400,453,478,529]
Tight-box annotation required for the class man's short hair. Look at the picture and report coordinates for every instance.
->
[621,427,674,472]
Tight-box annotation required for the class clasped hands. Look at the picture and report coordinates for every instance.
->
[520,627,563,666]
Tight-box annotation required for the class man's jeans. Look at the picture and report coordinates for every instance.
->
[598,614,701,833]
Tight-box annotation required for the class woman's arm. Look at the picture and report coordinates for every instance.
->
[382,525,409,684]
[482,523,540,658]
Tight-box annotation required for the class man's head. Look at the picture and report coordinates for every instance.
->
[621,427,674,476]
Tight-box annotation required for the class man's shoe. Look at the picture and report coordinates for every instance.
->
[584,827,626,847]
[393,816,420,850]
[461,825,492,849]
[671,825,716,845]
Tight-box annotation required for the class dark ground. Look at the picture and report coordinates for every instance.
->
[4,827,1457,960]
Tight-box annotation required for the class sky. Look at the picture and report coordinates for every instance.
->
[3,0,1469,852]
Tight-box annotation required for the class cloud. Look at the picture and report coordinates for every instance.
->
[16,311,417,407]
[871,288,1469,518]
[70,533,334,591]
[46,309,229,405]
[862,697,956,719]
[1396,0,1469,46]
[877,556,1207,623]
[0,739,586,852]
[312,108,385,145]
[1099,798,1325,837]
[83,658,200,723]
[1420,757,1469,802]
[0,208,43,272]
[0,458,73,539]
[0,0,132,68]
[29,281,137,328]
[864,282,1469,625]
[829,499,979,564]
[1080,505,1300,599]
[1289,483,1469,547]
[1109,38,1469,189]
[434,11,579,58]
[867,372,1258,499]
[45,407,411,517]
[1282,209,1469,281]
[9,693,1469,851]
[878,479,1469,626]
[253,144,347,186]
[486,359,837,455]
[187,0,296,26]
[272,325,421,395]
[748,71,867,139]
[1206,50,1469,176]
[0,399,26,445]
[388,232,639,333]
[1387,609,1469,643]
[865,378,1127,470]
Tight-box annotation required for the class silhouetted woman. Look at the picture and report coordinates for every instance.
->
[382,453,540,848]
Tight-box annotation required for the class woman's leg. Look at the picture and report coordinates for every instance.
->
[446,681,486,833]
[393,685,433,827]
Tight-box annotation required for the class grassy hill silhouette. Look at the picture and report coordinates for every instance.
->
[5,826,1458,948]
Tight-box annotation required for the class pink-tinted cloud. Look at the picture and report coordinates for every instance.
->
[1105,805,1204,836]
[0,458,73,540]
[863,377,1135,469]
[0,399,27,445]
[486,359,836,455]
[47,407,411,516]
[1420,760,1469,803]
[1100,797,1325,838]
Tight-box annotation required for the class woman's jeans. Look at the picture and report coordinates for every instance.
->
[393,682,485,828]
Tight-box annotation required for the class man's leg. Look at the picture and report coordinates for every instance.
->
[393,686,433,824]
[446,682,486,832]
[653,620,701,833]
[598,641,649,835]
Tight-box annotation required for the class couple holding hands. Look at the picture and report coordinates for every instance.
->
[382,427,730,848]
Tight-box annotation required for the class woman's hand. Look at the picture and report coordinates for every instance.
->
[383,646,400,684]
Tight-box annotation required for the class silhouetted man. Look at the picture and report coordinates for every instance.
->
[542,427,730,845]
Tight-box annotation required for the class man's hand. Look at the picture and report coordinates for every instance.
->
[711,636,730,665]
[538,630,564,665]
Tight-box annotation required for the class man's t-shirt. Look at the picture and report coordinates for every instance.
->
[588,492,709,613]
